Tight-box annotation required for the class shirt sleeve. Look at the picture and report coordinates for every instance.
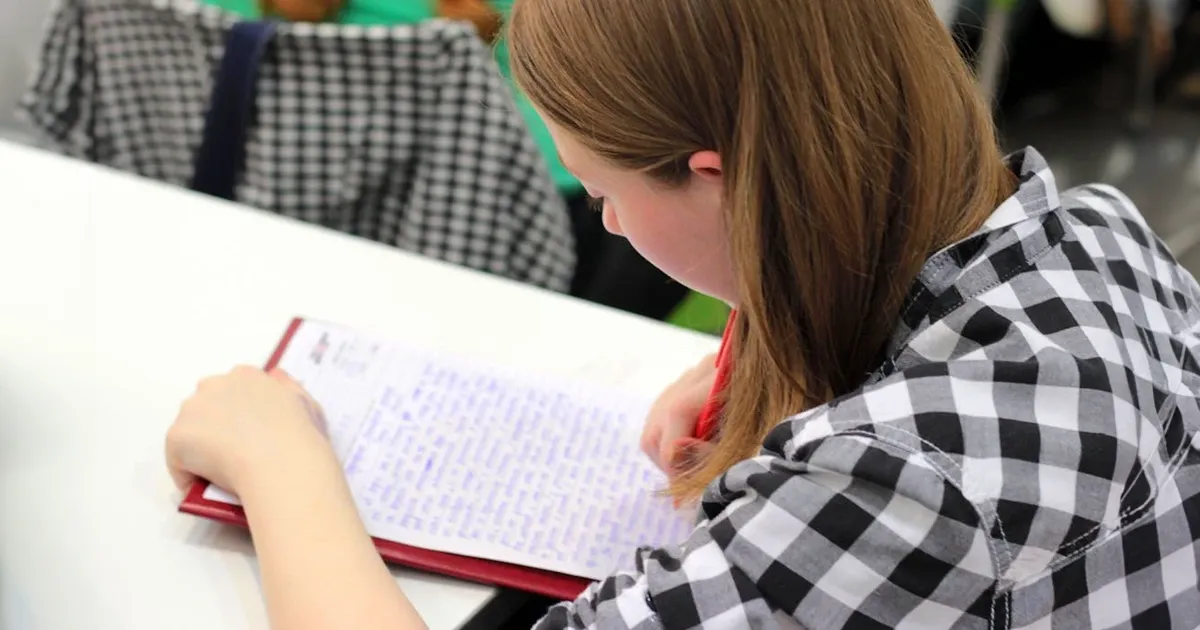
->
[535,431,998,629]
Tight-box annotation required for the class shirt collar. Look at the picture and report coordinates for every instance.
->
[976,146,1060,234]
[876,146,1065,377]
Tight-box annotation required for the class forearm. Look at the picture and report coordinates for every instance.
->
[239,451,427,630]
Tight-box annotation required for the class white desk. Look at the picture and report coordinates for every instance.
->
[0,142,719,630]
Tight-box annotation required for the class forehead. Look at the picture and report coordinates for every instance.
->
[542,118,597,175]
[543,118,580,156]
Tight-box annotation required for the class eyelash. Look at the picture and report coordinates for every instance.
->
[587,196,605,212]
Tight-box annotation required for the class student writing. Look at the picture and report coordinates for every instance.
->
[165,1,1200,628]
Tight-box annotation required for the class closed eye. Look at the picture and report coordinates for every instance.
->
[587,196,605,212]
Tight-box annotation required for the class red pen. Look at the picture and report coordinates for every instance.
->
[668,310,736,482]
[694,309,736,441]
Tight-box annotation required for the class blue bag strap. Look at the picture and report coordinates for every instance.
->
[190,21,278,200]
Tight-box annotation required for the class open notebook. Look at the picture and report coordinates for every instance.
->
[180,318,696,599]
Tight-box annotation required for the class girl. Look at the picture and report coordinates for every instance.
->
[165,1,1200,628]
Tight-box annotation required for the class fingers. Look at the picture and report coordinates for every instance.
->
[196,365,264,392]
[642,353,722,472]
[267,367,305,393]
[657,422,690,470]
[679,370,719,416]
[269,368,327,436]
[194,373,223,392]
[681,353,718,383]
[205,364,304,397]
[167,364,332,496]
[665,437,714,477]
[640,423,663,468]
[269,368,319,408]
[697,352,720,371]
[169,466,197,492]
[164,423,198,491]
[657,375,717,468]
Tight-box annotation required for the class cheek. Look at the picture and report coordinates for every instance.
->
[611,190,735,302]
[601,203,623,236]
[614,194,696,268]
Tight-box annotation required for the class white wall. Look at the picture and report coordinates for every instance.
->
[0,0,55,138]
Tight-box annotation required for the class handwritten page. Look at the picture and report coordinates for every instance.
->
[205,319,696,579]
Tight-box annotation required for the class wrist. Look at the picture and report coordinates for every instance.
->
[233,427,345,509]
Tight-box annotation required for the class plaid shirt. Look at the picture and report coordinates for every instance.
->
[540,148,1200,629]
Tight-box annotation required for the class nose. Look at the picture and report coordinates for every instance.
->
[601,203,623,236]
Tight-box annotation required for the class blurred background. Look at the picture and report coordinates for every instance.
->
[940,0,1200,272]
[0,0,1197,332]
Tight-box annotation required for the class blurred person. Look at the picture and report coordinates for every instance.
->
[204,0,692,320]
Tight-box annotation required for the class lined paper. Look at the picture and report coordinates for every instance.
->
[205,319,695,579]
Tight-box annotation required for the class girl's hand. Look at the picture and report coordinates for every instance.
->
[166,366,331,496]
[168,368,429,630]
[640,353,718,475]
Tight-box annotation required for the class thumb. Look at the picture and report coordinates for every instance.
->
[655,377,717,466]
[170,468,197,493]
[165,423,199,492]
[658,414,698,468]
[166,449,198,492]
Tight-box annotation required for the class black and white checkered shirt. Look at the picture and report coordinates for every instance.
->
[540,148,1200,629]
[20,0,574,291]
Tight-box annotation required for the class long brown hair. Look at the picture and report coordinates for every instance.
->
[509,0,1015,502]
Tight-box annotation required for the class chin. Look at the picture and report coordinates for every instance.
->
[629,244,736,306]
[674,277,736,307]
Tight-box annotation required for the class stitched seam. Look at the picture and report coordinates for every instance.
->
[928,232,1057,325]
[820,420,1020,573]
[1021,400,1188,571]
[1009,504,1162,592]
[1115,396,1179,509]
[828,427,1011,630]
[822,427,1010,584]
[899,254,954,323]
[890,224,1062,376]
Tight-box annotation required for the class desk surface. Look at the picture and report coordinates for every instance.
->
[0,142,719,630]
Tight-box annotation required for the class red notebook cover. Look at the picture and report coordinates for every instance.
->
[178,317,592,601]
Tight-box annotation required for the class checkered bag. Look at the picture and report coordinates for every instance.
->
[20,0,575,292]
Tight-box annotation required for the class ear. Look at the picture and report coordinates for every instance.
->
[687,151,723,182]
